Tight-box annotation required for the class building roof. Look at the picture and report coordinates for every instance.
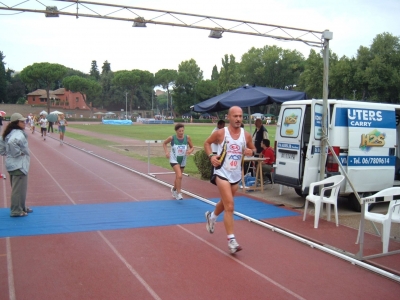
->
[27,88,65,99]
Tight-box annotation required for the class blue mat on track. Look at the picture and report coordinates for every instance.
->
[0,196,298,238]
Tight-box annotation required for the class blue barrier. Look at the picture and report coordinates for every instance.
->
[102,120,133,125]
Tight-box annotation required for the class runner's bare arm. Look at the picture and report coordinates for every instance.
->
[163,136,172,158]
[244,131,257,156]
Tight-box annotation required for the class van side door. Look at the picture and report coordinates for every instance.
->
[302,100,329,192]
[274,104,306,187]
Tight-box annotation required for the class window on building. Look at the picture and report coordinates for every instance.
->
[76,97,79,102]
[32,97,35,102]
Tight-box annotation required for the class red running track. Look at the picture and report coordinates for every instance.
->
[0,131,399,300]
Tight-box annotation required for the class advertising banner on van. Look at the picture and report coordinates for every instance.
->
[344,107,396,167]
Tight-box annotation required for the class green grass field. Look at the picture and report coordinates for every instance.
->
[69,123,277,147]
[68,123,277,177]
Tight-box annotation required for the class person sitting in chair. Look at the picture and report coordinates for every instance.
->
[261,139,275,183]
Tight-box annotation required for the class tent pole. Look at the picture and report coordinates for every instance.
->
[247,107,252,133]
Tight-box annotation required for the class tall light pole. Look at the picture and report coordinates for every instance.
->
[125,92,128,120]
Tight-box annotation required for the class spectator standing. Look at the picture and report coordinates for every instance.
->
[0,113,32,217]
[48,121,54,134]
[252,118,269,155]
[204,106,256,254]
[163,123,194,200]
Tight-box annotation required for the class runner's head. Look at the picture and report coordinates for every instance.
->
[227,106,243,129]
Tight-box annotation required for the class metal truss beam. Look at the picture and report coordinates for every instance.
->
[0,0,324,48]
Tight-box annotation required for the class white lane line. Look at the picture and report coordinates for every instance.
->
[6,238,16,300]
[2,165,16,300]
[31,141,158,298]
[33,140,140,202]
[178,225,306,300]
[2,173,7,208]
[30,150,77,205]
[97,231,161,300]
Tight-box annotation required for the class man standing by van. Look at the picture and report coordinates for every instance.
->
[204,106,256,254]
[252,118,269,155]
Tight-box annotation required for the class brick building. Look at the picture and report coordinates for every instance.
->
[26,88,89,110]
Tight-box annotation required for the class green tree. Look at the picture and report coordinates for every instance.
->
[101,60,111,75]
[63,75,102,115]
[218,54,241,93]
[298,49,323,98]
[6,71,27,104]
[240,45,304,89]
[155,69,178,117]
[329,55,357,99]
[89,60,100,80]
[112,70,154,117]
[211,65,219,81]
[0,51,7,103]
[364,33,400,102]
[196,80,218,102]
[172,59,203,114]
[20,62,68,113]
[99,70,114,109]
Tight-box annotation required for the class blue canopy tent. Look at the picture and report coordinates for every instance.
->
[192,85,307,113]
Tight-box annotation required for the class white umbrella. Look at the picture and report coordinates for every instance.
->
[40,110,48,116]
[51,110,64,114]
[105,112,116,115]
[94,112,106,115]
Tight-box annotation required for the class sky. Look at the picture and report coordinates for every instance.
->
[1,0,399,80]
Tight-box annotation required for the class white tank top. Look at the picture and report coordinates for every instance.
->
[214,127,246,183]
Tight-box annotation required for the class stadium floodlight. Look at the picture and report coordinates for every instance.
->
[208,28,223,39]
[132,17,146,27]
[45,6,59,18]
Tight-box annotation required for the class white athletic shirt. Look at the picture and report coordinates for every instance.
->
[214,127,246,183]
[39,118,48,128]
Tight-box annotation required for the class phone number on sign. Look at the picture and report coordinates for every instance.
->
[350,156,392,166]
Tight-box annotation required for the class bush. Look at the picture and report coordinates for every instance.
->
[193,149,212,180]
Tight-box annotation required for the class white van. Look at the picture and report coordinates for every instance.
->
[274,99,400,211]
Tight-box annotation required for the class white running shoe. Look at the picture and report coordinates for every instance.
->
[228,239,242,254]
[205,211,215,234]
[171,187,178,199]
[176,193,183,200]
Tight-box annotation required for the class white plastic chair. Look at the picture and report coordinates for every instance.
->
[303,175,345,228]
[356,187,400,253]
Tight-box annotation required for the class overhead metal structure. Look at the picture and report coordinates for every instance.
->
[0,0,332,179]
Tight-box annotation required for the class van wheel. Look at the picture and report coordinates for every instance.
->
[348,193,375,212]
[294,188,305,198]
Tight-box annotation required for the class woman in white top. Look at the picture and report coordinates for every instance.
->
[57,114,68,145]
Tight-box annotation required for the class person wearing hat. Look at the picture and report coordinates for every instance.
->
[0,113,32,217]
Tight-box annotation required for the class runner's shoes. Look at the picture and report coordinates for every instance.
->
[205,211,215,233]
[228,239,242,254]
[176,193,183,200]
[171,187,178,199]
